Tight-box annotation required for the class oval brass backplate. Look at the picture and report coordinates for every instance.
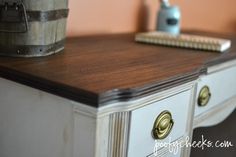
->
[152,111,174,140]
[198,86,211,107]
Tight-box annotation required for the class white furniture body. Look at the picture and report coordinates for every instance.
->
[0,60,236,157]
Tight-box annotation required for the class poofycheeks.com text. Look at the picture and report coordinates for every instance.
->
[153,135,234,156]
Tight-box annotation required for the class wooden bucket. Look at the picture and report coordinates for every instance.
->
[0,0,69,57]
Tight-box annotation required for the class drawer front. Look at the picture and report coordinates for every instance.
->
[127,90,192,157]
[195,65,236,117]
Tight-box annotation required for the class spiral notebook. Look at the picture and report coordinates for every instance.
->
[135,31,231,52]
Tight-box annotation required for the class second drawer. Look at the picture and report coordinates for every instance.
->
[195,65,236,117]
[127,90,192,157]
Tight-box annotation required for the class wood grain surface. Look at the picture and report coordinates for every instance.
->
[0,31,236,107]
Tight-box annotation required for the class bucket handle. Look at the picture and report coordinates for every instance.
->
[0,0,29,33]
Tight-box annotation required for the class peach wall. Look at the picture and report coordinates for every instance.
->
[67,0,236,36]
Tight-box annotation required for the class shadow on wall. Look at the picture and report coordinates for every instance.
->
[228,20,236,34]
[136,0,149,32]
[66,0,157,36]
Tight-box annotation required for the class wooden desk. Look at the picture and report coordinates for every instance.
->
[0,31,235,157]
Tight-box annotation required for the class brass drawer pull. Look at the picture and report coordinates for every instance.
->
[152,111,174,140]
[198,86,211,107]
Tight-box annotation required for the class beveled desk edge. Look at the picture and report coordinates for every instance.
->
[0,31,236,107]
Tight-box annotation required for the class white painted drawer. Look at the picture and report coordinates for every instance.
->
[195,65,236,117]
[127,90,192,157]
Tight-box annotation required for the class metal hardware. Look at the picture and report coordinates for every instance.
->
[0,0,29,33]
[0,39,65,57]
[152,111,174,140]
[198,86,211,107]
[26,9,69,22]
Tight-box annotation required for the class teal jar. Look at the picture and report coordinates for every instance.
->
[157,2,181,35]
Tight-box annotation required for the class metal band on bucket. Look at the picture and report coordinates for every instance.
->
[0,39,65,57]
